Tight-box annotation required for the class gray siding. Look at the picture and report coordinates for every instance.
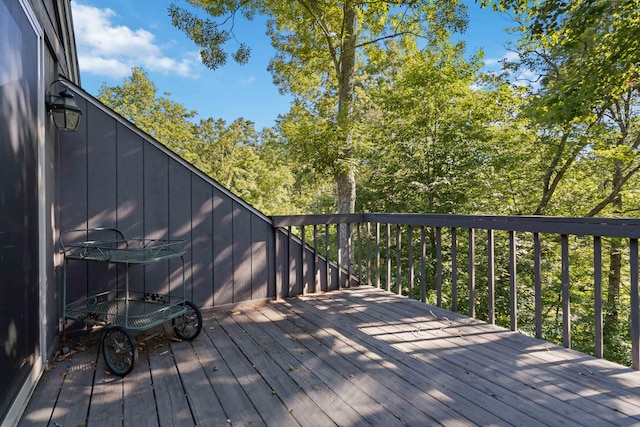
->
[56,84,281,310]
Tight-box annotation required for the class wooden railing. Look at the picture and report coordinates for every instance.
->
[272,213,640,369]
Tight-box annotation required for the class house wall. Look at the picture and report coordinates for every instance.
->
[1,0,79,424]
[56,85,277,312]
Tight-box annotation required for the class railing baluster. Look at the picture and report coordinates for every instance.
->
[375,222,381,289]
[420,226,426,303]
[510,230,517,331]
[301,225,307,295]
[356,223,362,286]
[594,235,602,358]
[337,224,342,289]
[452,227,458,313]
[347,222,352,287]
[396,224,402,295]
[275,227,283,300]
[287,226,293,297]
[469,228,475,318]
[366,222,371,286]
[630,238,639,370]
[488,229,495,325]
[408,225,414,300]
[534,232,542,338]
[325,224,330,291]
[313,224,318,293]
[386,223,391,292]
[436,227,442,308]
[561,234,570,348]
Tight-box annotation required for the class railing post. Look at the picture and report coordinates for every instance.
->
[630,238,639,370]
[469,228,475,318]
[561,234,570,348]
[488,229,495,325]
[451,228,458,313]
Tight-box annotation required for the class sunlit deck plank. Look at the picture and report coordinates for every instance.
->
[19,287,640,426]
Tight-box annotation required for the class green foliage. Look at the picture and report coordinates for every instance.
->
[98,67,199,154]
[169,0,470,217]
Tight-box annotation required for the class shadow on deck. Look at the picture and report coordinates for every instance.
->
[19,287,640,426]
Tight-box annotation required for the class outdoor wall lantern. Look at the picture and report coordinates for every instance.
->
[46,80,82,131]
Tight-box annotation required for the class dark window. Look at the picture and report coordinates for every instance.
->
[0,0,40,419]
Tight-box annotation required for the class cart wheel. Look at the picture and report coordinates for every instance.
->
[173,301,202,340]
[102,326,137,377]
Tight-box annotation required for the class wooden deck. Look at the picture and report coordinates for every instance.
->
[19,287,640,426]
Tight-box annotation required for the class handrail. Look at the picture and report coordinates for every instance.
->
[272,213,640,370]
[274,213,640,237]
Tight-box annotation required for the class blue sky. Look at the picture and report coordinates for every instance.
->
[71,1,519,131]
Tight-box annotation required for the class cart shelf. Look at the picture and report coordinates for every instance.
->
[63,238,185,264]
[65,291,187,331]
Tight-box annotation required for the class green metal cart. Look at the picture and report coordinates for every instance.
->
[60,228,202,376]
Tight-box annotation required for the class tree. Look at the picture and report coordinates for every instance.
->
[485,0,640,364]
[169,0,468,267]
[169,2,467,204]
[98,66,198,154]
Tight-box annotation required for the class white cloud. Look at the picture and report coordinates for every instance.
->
[484,50,520,67]
[72,3,198,79]
[240,76,256,86]
[483,50,540,88]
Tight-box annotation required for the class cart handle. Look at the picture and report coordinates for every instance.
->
[60,228,127,252]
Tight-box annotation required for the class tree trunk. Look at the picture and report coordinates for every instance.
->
[335,1,357,270]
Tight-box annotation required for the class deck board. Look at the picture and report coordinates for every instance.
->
[19,287,640,426]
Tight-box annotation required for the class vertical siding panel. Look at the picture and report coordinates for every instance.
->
[233,203,252,303]
[86,105,117,295]
[291,231,302,296]
[143,145,169,295]
[213,188,233,305]
[115,125,144,293]
[58,94,88,305]
[318,252,328,292]
[191,176,214,308]
[168,161,192,301]
[304,245,315,293]
[251,215,269,300]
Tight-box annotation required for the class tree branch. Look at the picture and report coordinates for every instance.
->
[355,31,425,49]
[297,0,341,75]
